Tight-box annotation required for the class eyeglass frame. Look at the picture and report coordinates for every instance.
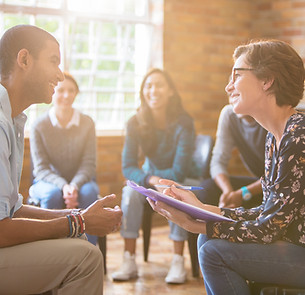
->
[231,67,255,83]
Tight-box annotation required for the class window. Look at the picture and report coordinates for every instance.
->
[0,0,163,130]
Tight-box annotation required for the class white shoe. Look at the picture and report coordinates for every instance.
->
[165,254,187,284]
[112,251,138,281]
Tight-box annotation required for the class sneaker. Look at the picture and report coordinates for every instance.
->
[112,251,138,281]
[165,254,187,284]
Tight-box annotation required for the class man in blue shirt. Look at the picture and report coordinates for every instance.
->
[0,24,122,294]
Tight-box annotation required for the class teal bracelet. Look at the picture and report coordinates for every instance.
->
[241,186,252,201]
[66,215,73,237]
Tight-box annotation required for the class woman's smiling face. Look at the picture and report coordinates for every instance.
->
[142,72,173,111]
[225,54,265,116]
[52,78,78,110]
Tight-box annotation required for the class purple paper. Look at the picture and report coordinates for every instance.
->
[127,180,234,222]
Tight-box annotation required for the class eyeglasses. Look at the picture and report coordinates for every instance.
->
[231,67,254,83]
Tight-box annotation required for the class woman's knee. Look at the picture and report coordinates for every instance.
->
[198,238,224,268]
[38,184,63,209]
[78,182,99,207]
[121,186,145,211]
[169,221,188,241]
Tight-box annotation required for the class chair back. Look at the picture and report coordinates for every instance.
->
[193,134,214,179]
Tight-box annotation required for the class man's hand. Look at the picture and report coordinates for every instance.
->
[219,190,242,208]
[82,194,122,237]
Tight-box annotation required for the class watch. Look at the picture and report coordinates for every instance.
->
[241,186,252,201]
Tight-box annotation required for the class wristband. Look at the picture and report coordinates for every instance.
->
[67,211,85,238]
[241,186,252,201]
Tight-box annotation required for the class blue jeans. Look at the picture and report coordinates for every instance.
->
[120,185,188,241]
[197,234,305,295]
[29,180,99,245]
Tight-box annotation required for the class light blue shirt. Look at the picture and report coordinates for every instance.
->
[0,84,26,219]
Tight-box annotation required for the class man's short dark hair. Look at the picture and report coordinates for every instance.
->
[0,25,58,78]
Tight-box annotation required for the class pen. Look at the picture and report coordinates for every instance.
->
[155,185,203,190]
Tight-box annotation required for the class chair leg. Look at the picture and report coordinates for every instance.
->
[98,236,107,274]
[142,203,153,262]
[187,232,199,277]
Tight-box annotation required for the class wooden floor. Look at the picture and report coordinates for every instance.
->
[103,221,207,295]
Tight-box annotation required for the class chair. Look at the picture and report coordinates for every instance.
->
[141,134,214,277]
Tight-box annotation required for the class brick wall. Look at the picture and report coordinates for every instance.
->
[163,0,305,175]
[19,0,305,203]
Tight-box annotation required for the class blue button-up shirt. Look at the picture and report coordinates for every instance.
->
[0,84,26,219]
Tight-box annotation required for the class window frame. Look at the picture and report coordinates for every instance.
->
[0,0,163,132]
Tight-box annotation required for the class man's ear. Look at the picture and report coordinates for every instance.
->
[16,48,31,69]
[262,77,274,91]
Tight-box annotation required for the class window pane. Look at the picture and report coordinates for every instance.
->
[68,0,147,17]
[4,14,31,28]
[4,0,35,6]
[0,0,163,131]
[37,0,62,9]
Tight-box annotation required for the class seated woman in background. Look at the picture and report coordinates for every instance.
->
[112,68,201,284]
[29,72,99,245]
[148,39,305,294]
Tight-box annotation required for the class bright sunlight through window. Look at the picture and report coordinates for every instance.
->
[0,0,163,131]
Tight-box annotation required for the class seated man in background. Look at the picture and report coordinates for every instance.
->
[0,24,122,294]
[197,102,267,208]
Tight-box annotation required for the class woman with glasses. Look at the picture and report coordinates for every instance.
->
[148,40,305,294]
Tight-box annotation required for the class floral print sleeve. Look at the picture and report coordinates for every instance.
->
[206,113,305,247]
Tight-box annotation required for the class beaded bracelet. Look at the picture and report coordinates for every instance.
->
[66,211,85,238]
[66,214,73,237]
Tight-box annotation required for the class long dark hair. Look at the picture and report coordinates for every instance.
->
[135,68,186,156]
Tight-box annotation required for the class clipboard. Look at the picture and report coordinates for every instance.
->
[127,180,234,222]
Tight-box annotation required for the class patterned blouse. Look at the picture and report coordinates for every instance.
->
[206,112,305,247]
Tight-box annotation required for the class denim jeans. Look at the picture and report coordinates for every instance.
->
[120,185,189,241]
[29,180,99,245]
[197,234,305,295]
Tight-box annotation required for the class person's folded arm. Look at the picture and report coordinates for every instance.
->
[210,105,236,179]
[122,120,148,186]
[30,125,67,189]
[149,123,196,182]
[70,116,97,188]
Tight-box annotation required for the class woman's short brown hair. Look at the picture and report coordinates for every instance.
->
[233,39,305,107]
[63,72,79,93]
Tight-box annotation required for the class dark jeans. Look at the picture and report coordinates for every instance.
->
[197,235,305,295]
[196,175,263,209]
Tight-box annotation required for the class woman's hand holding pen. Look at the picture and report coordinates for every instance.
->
[158,179,204,208]
[146,187,207,234]
[147,175,164,192]
[146,178,221,233]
